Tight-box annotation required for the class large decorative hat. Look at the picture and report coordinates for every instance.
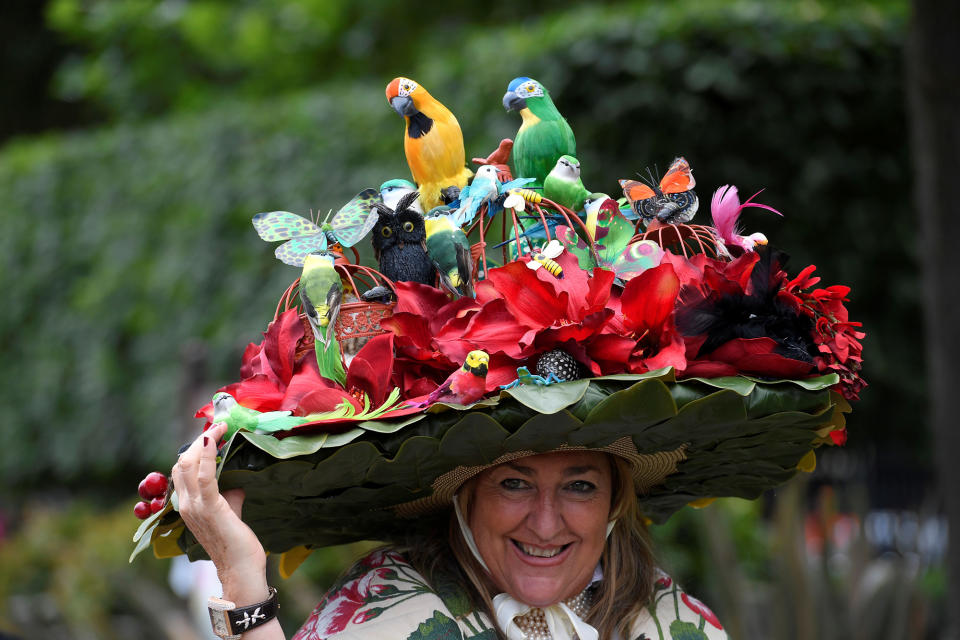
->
[131,77,864,576]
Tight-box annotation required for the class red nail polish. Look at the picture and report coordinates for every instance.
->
[203,437,209,447]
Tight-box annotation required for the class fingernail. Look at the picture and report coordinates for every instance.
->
[203,437,209,447]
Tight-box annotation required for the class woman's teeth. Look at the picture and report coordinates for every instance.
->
[518,542,564,558]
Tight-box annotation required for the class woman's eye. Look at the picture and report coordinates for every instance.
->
[567,480,596,493]
[403,221,415,232]
[501,478,528,491]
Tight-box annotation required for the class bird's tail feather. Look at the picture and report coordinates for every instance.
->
[315,329,347,387]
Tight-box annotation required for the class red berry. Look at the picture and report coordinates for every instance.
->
[138,472,168,500]
[150,497,165,513]
[134,501,152,519]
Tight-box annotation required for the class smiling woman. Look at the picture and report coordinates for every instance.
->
[283,450,725,640]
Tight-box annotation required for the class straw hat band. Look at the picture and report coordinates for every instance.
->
[393,437,688,519]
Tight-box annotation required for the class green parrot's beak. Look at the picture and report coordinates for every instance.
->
[390,95,418,117]
[502,90,526,111]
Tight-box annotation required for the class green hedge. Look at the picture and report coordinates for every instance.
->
[0,1,913,494]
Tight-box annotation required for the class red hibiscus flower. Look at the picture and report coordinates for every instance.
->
[681,592,723,630]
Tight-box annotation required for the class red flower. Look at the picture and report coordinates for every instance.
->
[780,266,866,400]
[294,569,390,638]
[196,310,421,438]
[681,592,723,630]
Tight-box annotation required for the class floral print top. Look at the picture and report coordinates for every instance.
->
[293,550,728,640]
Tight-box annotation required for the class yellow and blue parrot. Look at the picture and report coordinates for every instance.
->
[300,252,346,387]
[503,77,577,189]
[386,77,473,211]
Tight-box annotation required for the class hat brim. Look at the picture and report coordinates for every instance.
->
[137,368,845,562]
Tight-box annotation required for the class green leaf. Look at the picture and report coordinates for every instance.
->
[500,379,590,413]
[576,379,677,445]
[358,414,427,434]
[406,610,464,640]
[668,620,709,640]
[239,428,364,459]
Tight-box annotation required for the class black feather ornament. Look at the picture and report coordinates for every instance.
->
[676,247,816,363]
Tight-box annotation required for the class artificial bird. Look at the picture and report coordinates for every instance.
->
[502,77,577,189]
[710,184,782,255]
[300,252,346,386]
[543,155,591,212]
[212,392,304,440]
[386,77,473,210]
[424,209,474,298]
[380,178,423,214]
[414,350,490,407]
[370,191,435,286]
[452,164,534,225]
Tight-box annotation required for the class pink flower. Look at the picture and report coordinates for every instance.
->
[681,592,723,630]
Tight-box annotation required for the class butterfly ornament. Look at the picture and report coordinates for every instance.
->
[253,188,383,266]
[556,213,663,283]
[619,157,699,227]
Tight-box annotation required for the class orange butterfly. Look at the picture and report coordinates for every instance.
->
[619,157,699,226]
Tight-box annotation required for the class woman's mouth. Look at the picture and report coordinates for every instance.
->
[513,540,570,558]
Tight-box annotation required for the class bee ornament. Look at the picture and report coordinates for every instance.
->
[526,240,565,279]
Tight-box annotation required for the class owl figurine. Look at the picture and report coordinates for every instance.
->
[370,191,436,286]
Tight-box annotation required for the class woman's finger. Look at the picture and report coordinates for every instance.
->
[196,423,228,504]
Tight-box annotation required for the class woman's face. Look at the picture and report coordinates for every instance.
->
[467,451,613,607]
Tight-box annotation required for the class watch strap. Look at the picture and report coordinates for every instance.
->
[209,586,279,638]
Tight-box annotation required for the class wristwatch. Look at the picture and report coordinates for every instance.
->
[208,586,279,639]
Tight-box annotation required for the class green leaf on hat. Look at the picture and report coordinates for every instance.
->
[500,378,591,414]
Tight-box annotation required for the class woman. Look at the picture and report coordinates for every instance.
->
[174,421,729,639]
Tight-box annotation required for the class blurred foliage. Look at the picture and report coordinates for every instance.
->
[651,487,946,639]
[0,0,916,502]
[0,499,380,637]
[44,0,584,119]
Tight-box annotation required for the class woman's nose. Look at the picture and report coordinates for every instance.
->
[526,492,564,540]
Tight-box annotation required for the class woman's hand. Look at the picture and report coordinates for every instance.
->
[172,422,270,606]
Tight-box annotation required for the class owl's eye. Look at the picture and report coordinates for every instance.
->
[381,227,393,238]
[402,221,415,232]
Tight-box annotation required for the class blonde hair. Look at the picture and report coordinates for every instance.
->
[403,454,657,640]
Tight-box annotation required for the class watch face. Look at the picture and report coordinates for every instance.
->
[209,609,231,636]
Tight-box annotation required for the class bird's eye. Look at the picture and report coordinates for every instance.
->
[381,227,393,237]
[402,221,415,232]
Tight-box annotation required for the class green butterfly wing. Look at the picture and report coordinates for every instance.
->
[252,211,322,241]
[555,225,596,271]
[275,236,328,266]
[611,240,664,281]
[594,215,635,267]
[329,188,382,247]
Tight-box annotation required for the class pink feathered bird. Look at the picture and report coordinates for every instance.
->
[710,185,783,255]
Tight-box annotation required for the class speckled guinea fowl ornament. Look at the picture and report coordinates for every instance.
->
[535,349,581,382]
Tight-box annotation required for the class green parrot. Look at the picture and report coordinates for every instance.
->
[424,208,474,298]
[300,252,346,386]
[543,155,591,212]
[212,392,305,440]
[503,77,576,189]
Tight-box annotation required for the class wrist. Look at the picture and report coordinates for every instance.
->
[218,569,270,607]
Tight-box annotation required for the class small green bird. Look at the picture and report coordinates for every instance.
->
[503,77,577,189]
[424,209,474,298]
[212,392,305,440]
[544,155,591,212]
[300,252,346,386]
